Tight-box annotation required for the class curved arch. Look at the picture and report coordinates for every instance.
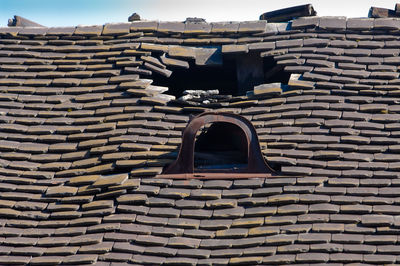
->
[162,112,275,175]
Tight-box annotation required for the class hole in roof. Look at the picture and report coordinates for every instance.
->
[263,55,291,84]
[151,56,238,97]
[150,52,290,99]
[194,122,248,170]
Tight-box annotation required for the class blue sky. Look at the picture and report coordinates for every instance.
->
[0,0,397,27]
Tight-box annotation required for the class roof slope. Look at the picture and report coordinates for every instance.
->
[0,16,400,265]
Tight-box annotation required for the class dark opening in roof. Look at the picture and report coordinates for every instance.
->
[194,122,248,170]
[263,55,291,85]
[151,52,289,99]
[151,56,238,97]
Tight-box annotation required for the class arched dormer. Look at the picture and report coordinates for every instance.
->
[159,112,276,179]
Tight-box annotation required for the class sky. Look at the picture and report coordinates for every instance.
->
[0,0,397,27]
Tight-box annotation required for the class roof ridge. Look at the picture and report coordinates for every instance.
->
[2,16,400,37]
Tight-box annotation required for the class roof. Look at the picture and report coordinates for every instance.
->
[0,13,400,265]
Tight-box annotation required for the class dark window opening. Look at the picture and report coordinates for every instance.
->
[194,122,248,170]
[159,112,276,178]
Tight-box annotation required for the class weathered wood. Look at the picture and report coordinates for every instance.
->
[259,4,316,22]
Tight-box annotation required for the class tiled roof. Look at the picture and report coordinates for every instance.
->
[1,15,400,265]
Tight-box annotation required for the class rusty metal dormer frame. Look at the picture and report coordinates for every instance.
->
[157,112,276,179]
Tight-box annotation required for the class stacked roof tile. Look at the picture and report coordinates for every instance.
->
[1,15,400,265]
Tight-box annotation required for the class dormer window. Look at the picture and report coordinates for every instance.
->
[158,112,275,179]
